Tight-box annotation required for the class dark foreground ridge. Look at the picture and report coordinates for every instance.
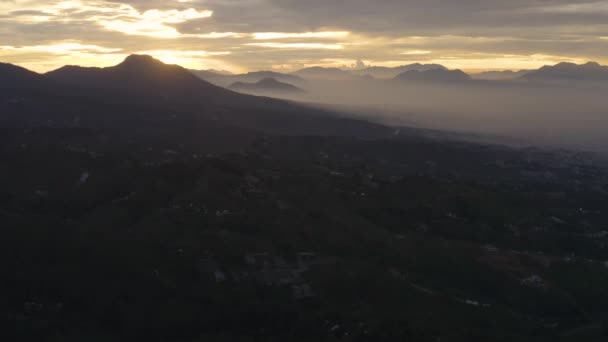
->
[2,56,608,342]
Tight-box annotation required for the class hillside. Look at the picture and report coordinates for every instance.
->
[39,55,389,138]
[2,56,608,342]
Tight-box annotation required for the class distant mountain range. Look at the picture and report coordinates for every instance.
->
[191,69,304,87]
[195,64,451,83]
[522,62,608,82]
[191,61,608,86]
[353,63,448,79]
[471,70,531,80]
[229,78,305,95]
[291,67,355,80]
[393,68,471,83]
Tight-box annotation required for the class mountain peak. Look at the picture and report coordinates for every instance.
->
[584,61,601,68]
[553,62,576,68]
[44,54,232,100]
[121,54,163,65]
[117,54,168,70]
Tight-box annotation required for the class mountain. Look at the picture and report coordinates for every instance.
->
[292,67,354,80]
[393,68,471,83]
[229,78,305,95]
[471,70,531,80]
[355,63,447,79]
[46,55,229,99]
[6,55,390,138]
[4,56,608,342]
[522,61,608,81]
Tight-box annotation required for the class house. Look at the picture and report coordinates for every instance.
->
[521,274,545,289]
[292,283,315,299]
[296,252,317,270]
[214,270,227,283]
[244,253,272,268]
[587,231,608,239]
[199,256,226,283]
[241,253,318,297]
[216,210,231,217]
[483,245,499,253]
[79,171,90,185]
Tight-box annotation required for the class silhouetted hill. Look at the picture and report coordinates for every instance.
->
[47,55,229,99]
[229,78,305,94]
[393,68,471,83]
[6,56,390,138]
[0,62,44,90]
[523,62,608,81]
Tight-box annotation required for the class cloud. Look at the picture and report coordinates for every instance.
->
[100,7,213,38]
[2,0,214,38]
[534,1,608,13]
[252,31,350,40]
[1,0,608,72]
[0,42,122,54]
[0,40,128,72]
[246,42,344,50]
[400,50,432,56]
[132,48,238,70]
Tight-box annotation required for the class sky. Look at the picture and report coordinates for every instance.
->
[1,0,607,73]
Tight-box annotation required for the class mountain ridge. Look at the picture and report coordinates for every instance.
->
[2,55,391,138]
[292,66,355,80]
[354,63,448,79]
[393,68,471,83]
[229,77,305,94]
[523,61,608,81]
[0,62,45,89]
